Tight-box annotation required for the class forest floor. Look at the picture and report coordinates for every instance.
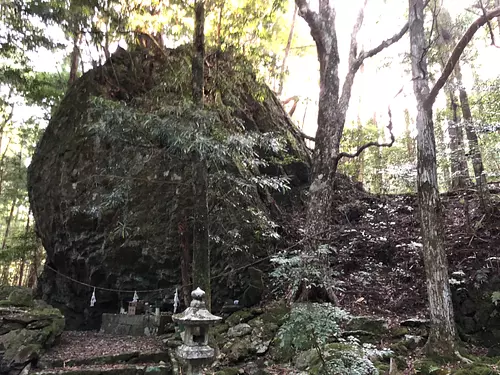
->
[313,181,500,321]
[31,182,500,375]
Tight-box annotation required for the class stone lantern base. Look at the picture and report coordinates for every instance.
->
[176,344,215,360]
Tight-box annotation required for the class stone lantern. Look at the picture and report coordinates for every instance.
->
[172,288,222,375]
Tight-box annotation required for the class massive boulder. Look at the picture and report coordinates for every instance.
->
[28,46,310,329]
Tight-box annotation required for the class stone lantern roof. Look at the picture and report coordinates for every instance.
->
[172,288,222,325]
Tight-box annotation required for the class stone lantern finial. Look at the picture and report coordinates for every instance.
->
[191,287,205,300]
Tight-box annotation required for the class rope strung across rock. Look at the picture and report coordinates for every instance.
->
[42,230,318,300]
[43,254,271,294]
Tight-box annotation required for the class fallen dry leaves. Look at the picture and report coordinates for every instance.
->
[43,331,165,363]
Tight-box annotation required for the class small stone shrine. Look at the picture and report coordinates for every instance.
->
[100,297,168,336]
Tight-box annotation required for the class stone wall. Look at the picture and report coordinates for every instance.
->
[100,313,171,336]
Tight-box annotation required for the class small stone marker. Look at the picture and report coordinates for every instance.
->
[172,288,222,375]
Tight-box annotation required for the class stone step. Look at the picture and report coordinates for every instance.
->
[37,352,170,370]
[31,363,172,375]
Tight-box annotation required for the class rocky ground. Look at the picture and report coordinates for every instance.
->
[0,287,65,375]
[288,182,500,321]
[12,183,500,375]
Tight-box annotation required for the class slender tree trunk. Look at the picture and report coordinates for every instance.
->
[454,66,488,204]
[277,5,298,96]
[497,0,500,38]
[1,266,9,285]
[0,92,14,197]
[409,0,457,356]
[435,118,451,190]
[0,198,17,285]
[0,138,11,197]
[354,115,365,183]
[404,109,416,161]
[216,1,224,49]
[192,1,205,107]
[69,33,80,85]
[18,261,25,287]
[294,0,408,302]
[191,0,211,309]
[446,88,470,190]
[179,215,191,307]
[27,240,42,289]
[17,212,31,287]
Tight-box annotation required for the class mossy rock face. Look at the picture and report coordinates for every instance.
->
[6,288,34,308]
[226,309,255,327]
[452,364,496,375]
[345,316,389,335]
[414,359,449,375]
[373,360,390,374]
[390,326,409,338]
[256,302,290,326]
[28,46,310,330]
[214,368,240,375]
[0,288,65,375]
[293,349,320,371]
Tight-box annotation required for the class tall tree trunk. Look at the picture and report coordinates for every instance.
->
[454,65,488,203]
[0,92,14,197]
[404,109,416,161]
[409,0,457,356]
[446,88,470,190]
[277,5,298,96]
[69,33,80,85]
[18,261,25,287]
[435,118,451,190]
[497,0,500,38]
[0,198,17,285]
[294,0,408,302]
[354,115,365,183]
[179,215,191,307]
[103,0,111,60]
[17,212,31,287]
[372,116,383,193]
[191,0,210,309]
[0,138,11,197]
[26,239,42,289]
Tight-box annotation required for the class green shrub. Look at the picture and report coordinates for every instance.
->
[277,303,390,375]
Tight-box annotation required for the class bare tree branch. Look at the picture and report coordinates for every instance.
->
[359,21,409,61]
[478,0,500,46]
[336,107,395,162]
[349,0,368,68]
[426,6,500,107]
[278,5,298,96]
[338,0,368,119]
[338,12,409,120]
[295,0,325,54]
[282,95,300,117]
[298,129,316,142]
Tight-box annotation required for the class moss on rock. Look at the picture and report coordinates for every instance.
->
[226,309,255,327]
[0,287,65,374]
[345,316,389,335]
[452,364,496,375]
[214,368,240,375]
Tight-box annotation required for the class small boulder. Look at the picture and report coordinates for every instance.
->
[226,309,255,327]
[345,316,389,335]
[0,289,34,308]
[294,349,320,371]
[227,323,252,338]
